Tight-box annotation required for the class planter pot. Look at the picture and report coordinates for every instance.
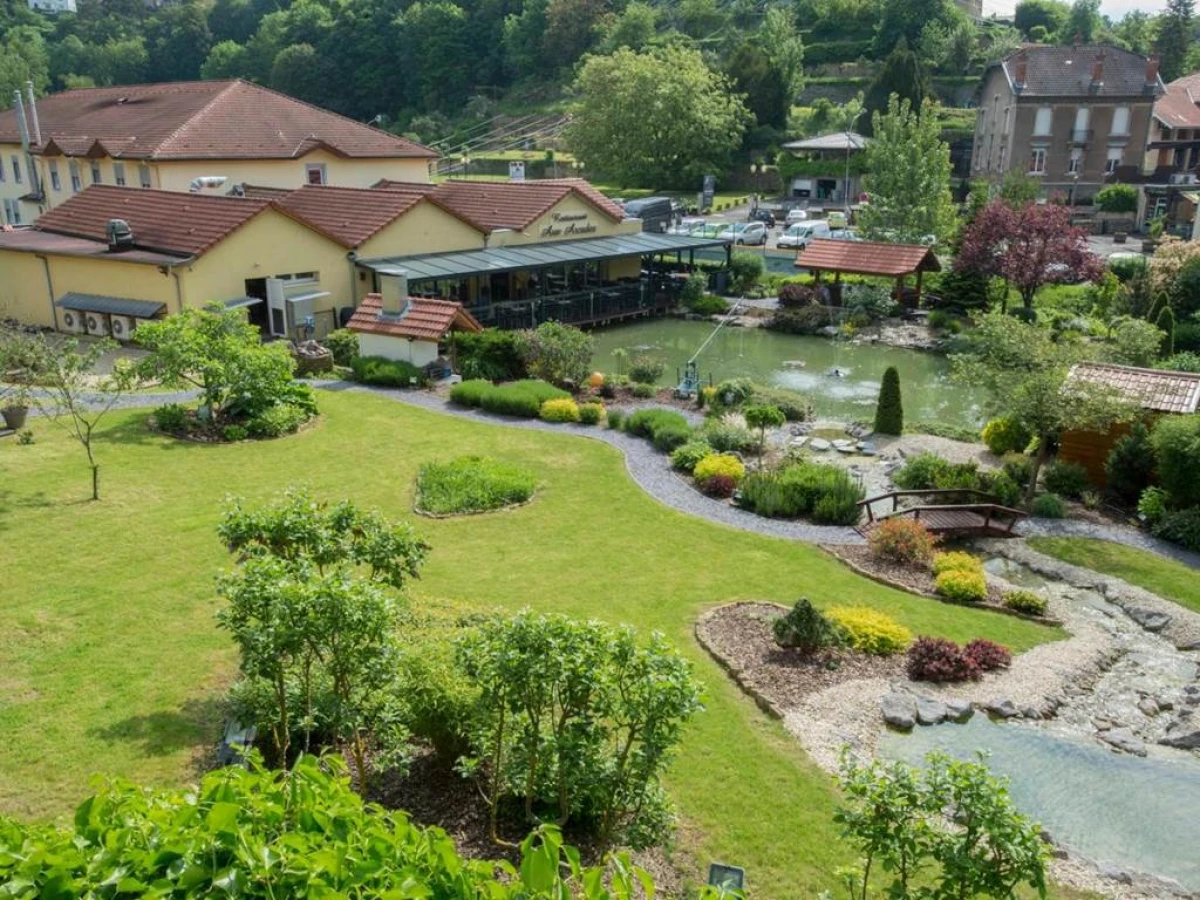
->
[1143,239,1159,253]
[2,405,28,430]
[1113,232,1127,244]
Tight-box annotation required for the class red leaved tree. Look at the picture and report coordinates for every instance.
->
[958,201,1104,312]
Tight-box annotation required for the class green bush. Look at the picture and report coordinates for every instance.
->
[1138,486,1170,525]
[693,453,746,484]
[322,329,360,366]
[652,422,692,452]
[713,378,756,406]
[1162,351,1200,372]
[813,486,863,525]
[1151,414,1200,508]
[979,471,1023,508]
[1003,590,1048,616]
[540,398,581,423]
[892,453,982,492]
[1107,254,1147,283]
[453,330,526,381]
[1105,422,1154,504]
[932,551,983,577]
[737,461,864,523]
[1042,460,1090,499]
[1152,506,1200,552]
[827,606,912,655]
[415,455,535,515]
[578,402,605,425]
[514,321,593,386]
[689,294,731,316]
[1175,322,1200,353]
[730,252,765,291]
[769,305,833,335]
[222,424,249,442]
[1094,183,1138,214]
[701,421,756,453]
[246,403,309,438]
[606,408,625,430]
[449,378,492,408]
[906,421,981,443]
[631,382,657,399]
[626,408,690,442]
[152,403,190,434]
[1031,493,1066,518]
[747,385,810,422]
[451,379,570,418]
[351,355,426,388]
[981,417,1032,456]
[671,439,715,473]
[773,598,840,654]
[935,568,988,603]
[627,356,665,385]
[867,518,938,565]
[873,366,903,436]
[1002,455,1034,489]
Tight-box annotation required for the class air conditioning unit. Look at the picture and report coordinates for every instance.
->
[109,314,136,340]
[60,309,87,334]
[85,312,111,336]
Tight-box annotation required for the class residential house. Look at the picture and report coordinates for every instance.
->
[970,45,1163,205]
[26,0,76,12]
[1141,72,1200,233]
[0,79,436,226]
[779,132,869,208]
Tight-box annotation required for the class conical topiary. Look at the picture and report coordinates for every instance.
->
[874,366,903,435]
[1157,306,1176,358]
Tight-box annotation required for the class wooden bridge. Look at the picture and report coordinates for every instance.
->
[856,489,1027,538]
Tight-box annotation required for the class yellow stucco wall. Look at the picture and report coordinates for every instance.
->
[489,194,640,247]
[0,250,56,327]
[357,201,484,259]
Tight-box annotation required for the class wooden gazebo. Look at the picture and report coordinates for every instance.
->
[795,238,941,305]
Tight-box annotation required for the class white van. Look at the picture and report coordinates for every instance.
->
[777,220,832,250]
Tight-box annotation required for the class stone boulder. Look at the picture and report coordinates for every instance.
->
[944,698,974,722]
[916,696,947,726]
[1098,727,1147,757]
[810,438,832,452]
[986,698,1019,718]
[1126,606,1172,633]
[882,692,917,730]
[1160,718,1200,750]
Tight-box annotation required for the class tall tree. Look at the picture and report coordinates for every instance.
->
[1064,0,1100,43]
[728,41,789,130]
[1156,0,1195,83]
[873,0,956,56]
[543,0,610,71]
[758,6,805,104]
[1014,0,1068,39]
[144,1,211,82]
[862,37,930,133]
[859,96,956,245]
[566,45,752,188]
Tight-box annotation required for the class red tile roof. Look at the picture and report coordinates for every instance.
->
[34,184,272,256]
[347,293,482,340]
[276,183,484,247]
[795,239,941,277]
[0,80,436,160]
[389,178,626,231]
[1155,73,1200,129]
[1067,363,1200,414]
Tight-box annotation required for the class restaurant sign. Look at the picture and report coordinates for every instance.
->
[540,211,597,238]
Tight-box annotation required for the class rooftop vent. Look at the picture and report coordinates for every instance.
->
[106,218,134,252]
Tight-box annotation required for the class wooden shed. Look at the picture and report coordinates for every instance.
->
[1059,363,1200,486]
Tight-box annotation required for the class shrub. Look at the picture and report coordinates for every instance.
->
[652,422,692,452]
[1108,253,1148,283]
[626,407,688,439]
[982,417,1032,456]
[322,328,360,366]
[671,439,714,473]
[730,251,765,291]
[693,453,746,485]
[927,309,951,330]
[932,551,983,576]
[713,377,756,406]
[631,382,657,399]
[906,421,981,443]
[1001,454,1034,489]
[697,473,737,498]
[1031,493,1066,518]
[906,637,979,683]
[1094,183,1138,214]
[514,321,593,386]
[1004,590,1048,616]
[827,606,912,655]
[1105,422,1154,504]
[964,639,1011,672]
[627,356,665,385]
[935,568,988,603]
[222,424,249,442]
[773,598,839,654]
[868,518,938,565]
[872,366,903,436]
[1153,506,1200,552]
[748,385,810,422]
[1162,351,1200,372]
[690,294,730,315]
[453,380,569,418]
[416,456,535,515]
[152,403,189,434]
[778,282,816,308]
[769,304,832,335]
[979,471,1023,508]
[247,403,309,438]
[1151,414,1200,508]
[540,398,581,423]
[1042,460,1090,499]
[351,355,426,388]
[892,453,981,491]
[1138,486,1170,526]
[813,487,863,526]
[578,402,604,425]
[701,421,756,454]
[737,462,864,522]
[453,330,526,381]
[606,408,625,430]
[449,378,492,408]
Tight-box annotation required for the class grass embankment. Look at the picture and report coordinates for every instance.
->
[1,390,1063,897]
[1027,536,1200,614]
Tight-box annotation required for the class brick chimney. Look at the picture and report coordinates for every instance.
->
[1146,54,1161,87]
[1091,49,1105,87]
[1012,49,1028,90]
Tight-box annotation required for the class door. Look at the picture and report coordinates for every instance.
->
[243,278,269,335]
[266,277,288,339]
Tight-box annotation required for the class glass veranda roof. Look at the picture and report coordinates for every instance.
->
[357,233,731,282]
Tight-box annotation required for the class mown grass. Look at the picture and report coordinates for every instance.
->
[1027,536,1200,614]
[1,391,1065,897]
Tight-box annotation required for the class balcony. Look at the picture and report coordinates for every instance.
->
[1067,129,1094,146]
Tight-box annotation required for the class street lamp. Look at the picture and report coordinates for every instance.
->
[845,109,866,217]
[750,162,761,209]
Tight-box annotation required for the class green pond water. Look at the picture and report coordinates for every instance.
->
[590,320,985,427]
[880,716,1200,890]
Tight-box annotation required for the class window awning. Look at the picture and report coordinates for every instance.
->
[225,296,264,309]
[285,290,331,304]
[357,233,731,282]
[55,293,166,318]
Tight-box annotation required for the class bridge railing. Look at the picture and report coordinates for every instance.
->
[857,488,1000,523]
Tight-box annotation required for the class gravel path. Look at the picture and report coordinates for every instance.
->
[1017,517,1200,569]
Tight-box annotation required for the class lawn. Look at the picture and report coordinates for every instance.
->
[1027,536,1200,614]
[1,390,1064,897]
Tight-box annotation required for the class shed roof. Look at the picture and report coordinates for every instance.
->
[795,238,941,277]
[782,132,870,152]
[1066,363,1200,414]
[347,293,482,341]
[0,80,436,160]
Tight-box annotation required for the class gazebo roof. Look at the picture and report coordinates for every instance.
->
[795,239,941,277]
[782,132,870,152]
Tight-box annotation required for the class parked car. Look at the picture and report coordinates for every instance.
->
[695,223,725,238]
[784,208,810,225]
[748,207,776,228]
[622,196,676,233]
[669,217,707,235]
[718,222,768,245]
[829,228,863,242]
[777,220,832,249]
[826,210,848,229]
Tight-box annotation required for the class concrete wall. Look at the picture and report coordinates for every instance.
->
[357,332,439,367]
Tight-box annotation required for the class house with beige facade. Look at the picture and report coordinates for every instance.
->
[970,45,1163,205]
[0,79,436,226]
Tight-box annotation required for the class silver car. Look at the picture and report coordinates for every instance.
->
[717,222,768,245]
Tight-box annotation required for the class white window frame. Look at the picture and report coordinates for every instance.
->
[11,155,22,184]
[1106,148,1123,174]
[69,161,81,192]
[49,160,60,191]
[305,163,327,185]
[3,198,21,225]
[1029,147,1047,175]
[113,162,126,186]
[1111,106,1130,136]
[1068,148,1082,174]
[90,161,102,185]
[0,158,5,183]
[276,271,319,286]
[139,164,152,189]
[1033,106,1053,137]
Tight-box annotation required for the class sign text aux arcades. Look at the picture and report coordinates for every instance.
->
[539,211,598,238]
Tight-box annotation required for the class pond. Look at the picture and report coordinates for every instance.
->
[880,716,1200,891]
[590,319,984,427]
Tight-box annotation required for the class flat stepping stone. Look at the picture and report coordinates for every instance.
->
[1099,727,1147,756]
[881,692,916,730]
[915,696,947,726]
[1126,606,1171,633]
[809,438,832,451]
[944,698,974,722]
